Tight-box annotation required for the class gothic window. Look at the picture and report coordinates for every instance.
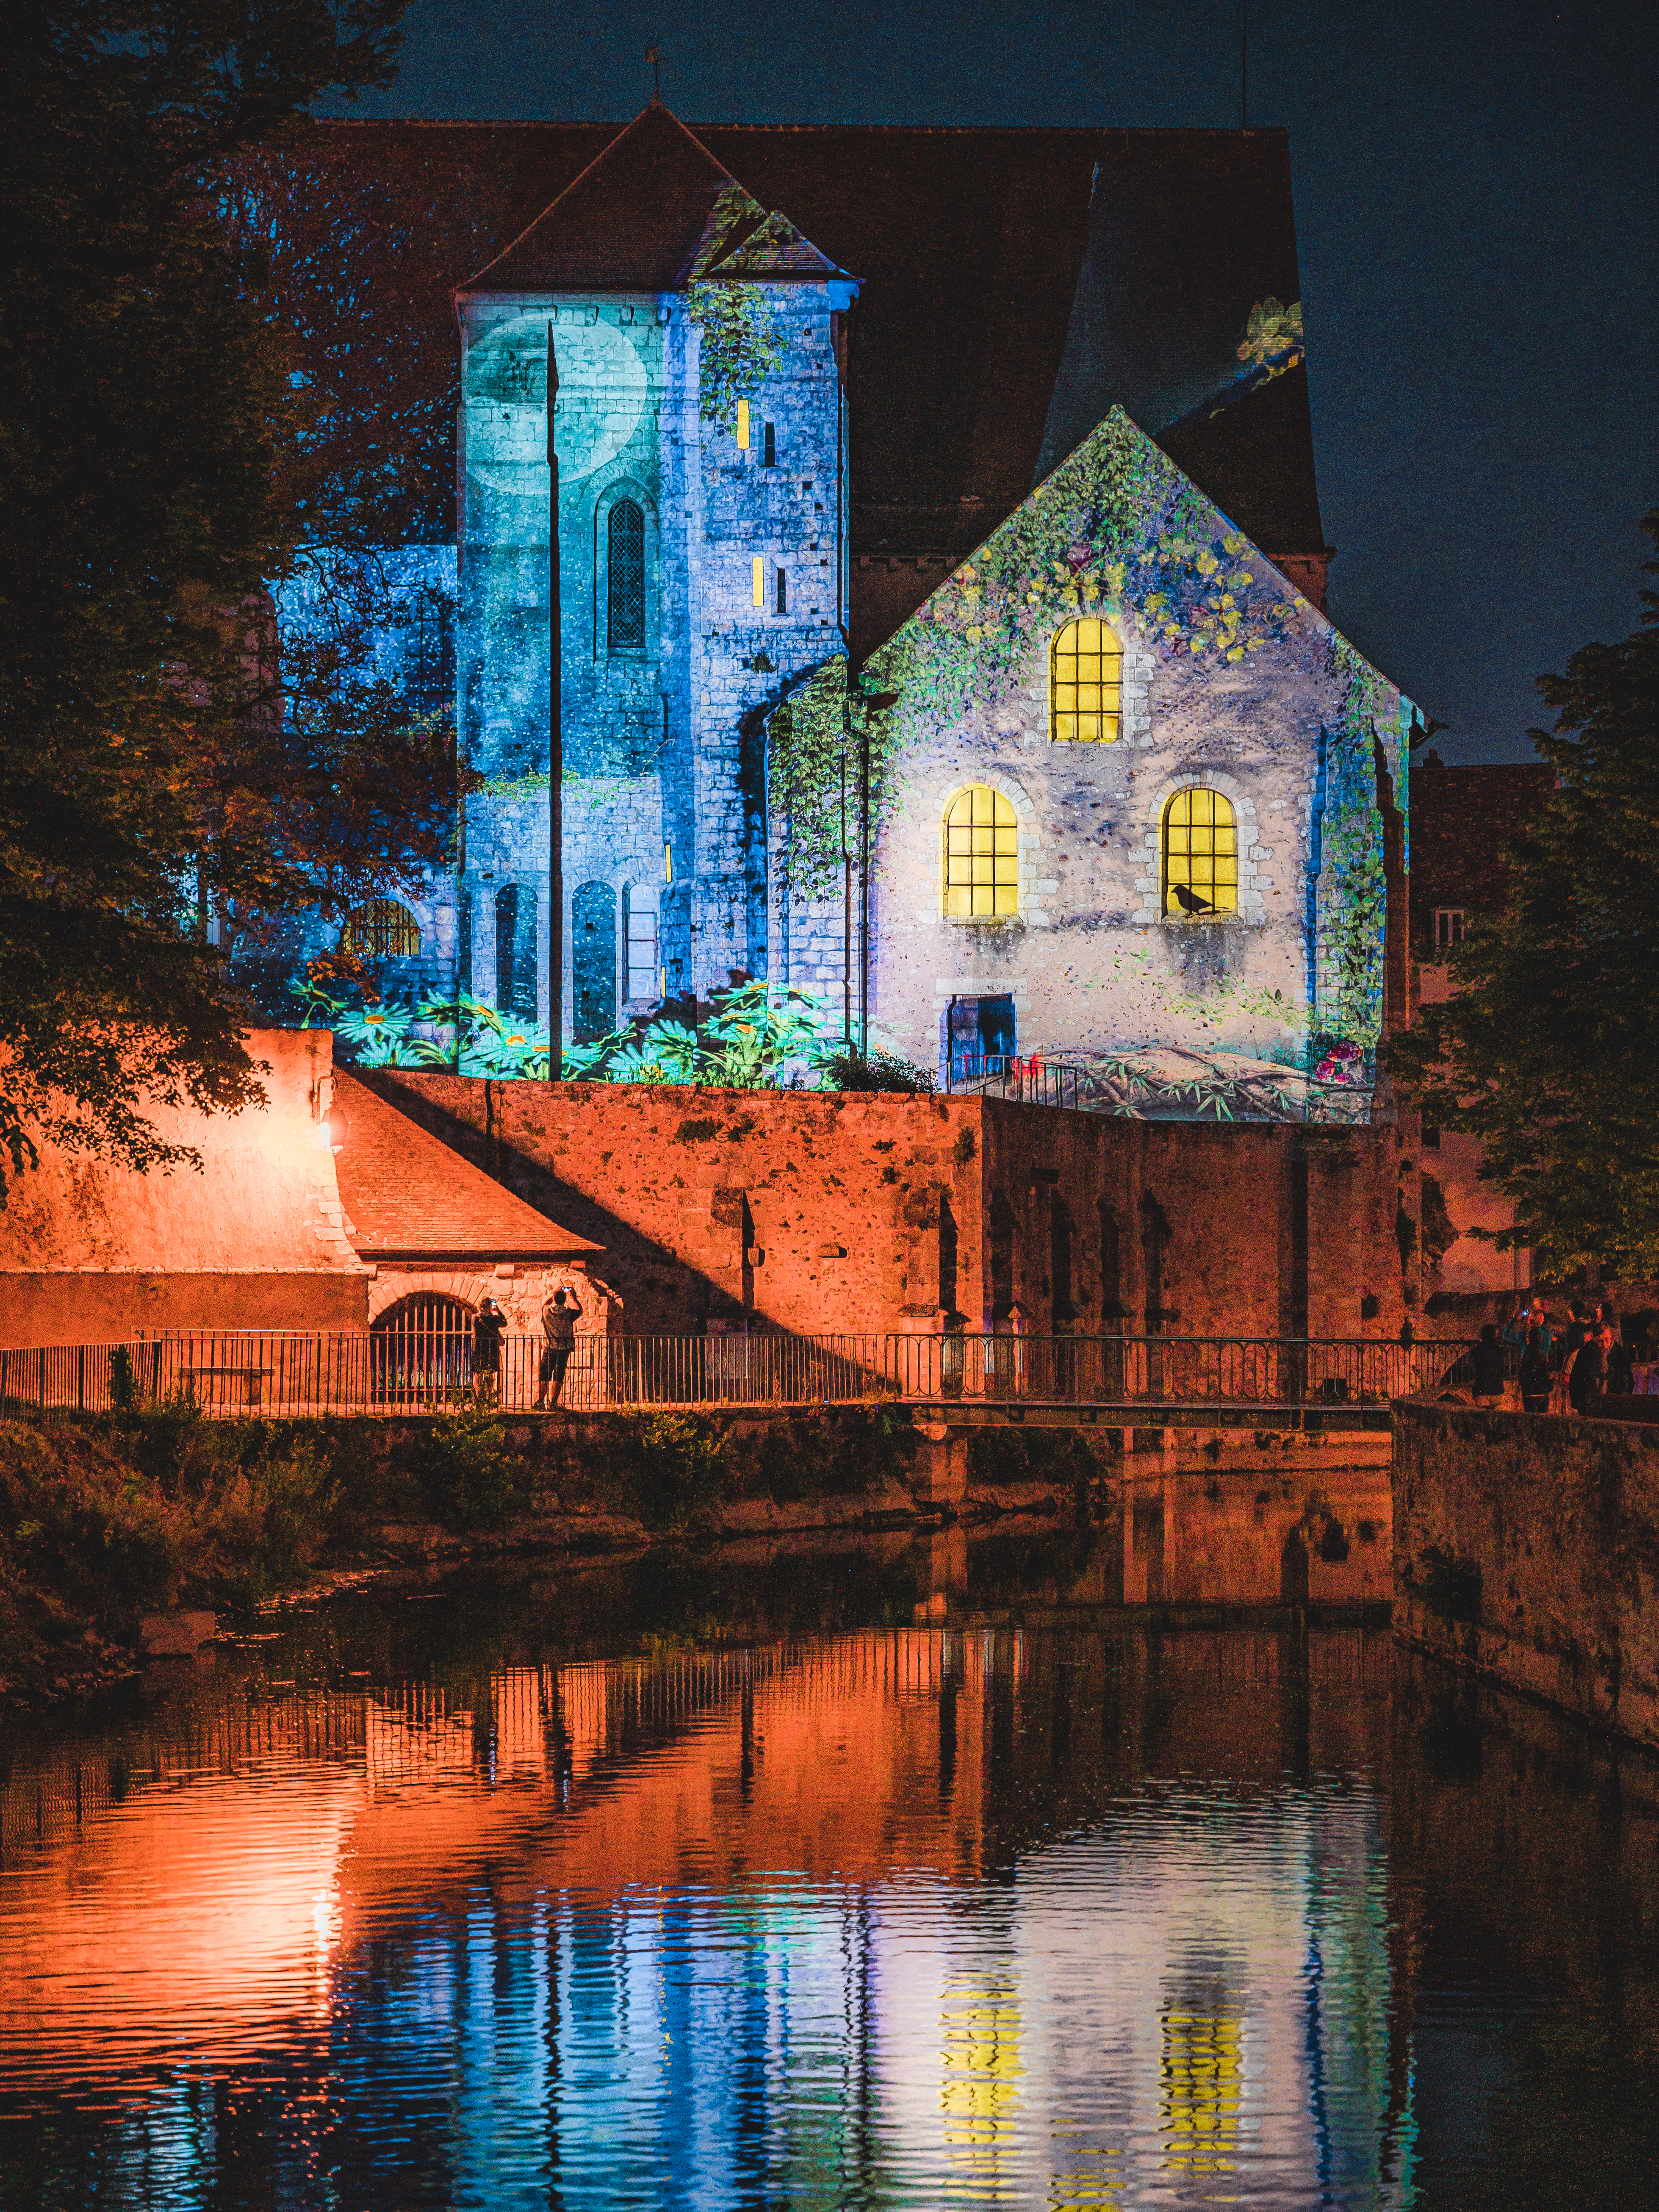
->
[943,786,1018,920]
[340,900,421,959]
[495,883,538,1017]
[1162,787,1238,917]
[1050,616,1122,744]
[573,880,618,1041]
[607,499,646,652]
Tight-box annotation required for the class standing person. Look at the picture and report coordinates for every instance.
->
[471,1297,506,1405]
[1503,1296,1551,1366]
[533,1284,582,1409]
[1519,1326,1552,1415]
[1604,1324,1634,1398]
[1470,1323,1507,1408]
[1567,1320,1606,1416]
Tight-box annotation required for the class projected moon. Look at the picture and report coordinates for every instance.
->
[466,313,649,491]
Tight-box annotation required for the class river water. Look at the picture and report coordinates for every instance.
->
[1,1487,1656,2209]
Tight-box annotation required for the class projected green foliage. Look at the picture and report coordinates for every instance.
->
[865,410,1305,735]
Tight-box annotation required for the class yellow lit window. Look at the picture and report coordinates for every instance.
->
[737,397,750,450]
[1050,616,1122,743]
[1163,787,1238,917]
[943,785,1018,920]
[751,555,764,606]
[339,899,421,958]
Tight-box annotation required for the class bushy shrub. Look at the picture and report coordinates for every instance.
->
[818,1048,936,1095]
[629,1415,728,1533]
[416,1408,524,1530]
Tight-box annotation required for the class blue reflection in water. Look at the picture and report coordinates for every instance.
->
[0,1615,1651,2208]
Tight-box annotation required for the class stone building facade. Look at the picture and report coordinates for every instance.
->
[269,103,1413,1126]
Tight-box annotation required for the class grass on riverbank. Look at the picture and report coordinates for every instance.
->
[0,1410,363,1701]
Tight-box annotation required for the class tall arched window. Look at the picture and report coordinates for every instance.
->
[1051,616,1122,743]
[573,879,618,1040]
[943,786,1018,920]
[340,899,421,959]
[607,498,646,652]
[1162,787,1238,917]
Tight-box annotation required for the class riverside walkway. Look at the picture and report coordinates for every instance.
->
[0,1329,1473,1427]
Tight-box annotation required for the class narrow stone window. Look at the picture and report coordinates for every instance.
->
[606,499,646,652]
[942,786,1018,920]
[340,899,421,959]
[775,565,787,615]
[763,420,776,466]
[623,884,659,1002]
[737,397,751,450]
[1050,616,1122,743]
[1434,907,1466,951]
[751,555,764,607]
[573,879,618,1041]
[1162,787,1238,917]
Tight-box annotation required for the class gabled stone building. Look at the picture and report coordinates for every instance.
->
[274,102,1416,1126]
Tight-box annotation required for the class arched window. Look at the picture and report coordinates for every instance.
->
[370,1292,472,1401]
[340,899,421,959]
[943,786,1019,920]
[1051,616,1122,743]
[607,498,646,652]
[495,882,538,1017]
[1162,788,1238,917]
[573,879,618,1040]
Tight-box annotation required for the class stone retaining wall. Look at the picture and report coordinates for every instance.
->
[1393,1399,1659,1749]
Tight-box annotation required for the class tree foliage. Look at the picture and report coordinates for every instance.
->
[0,1,409,1191]
[1390,514,1659,1278]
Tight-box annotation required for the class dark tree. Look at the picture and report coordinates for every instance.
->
[1390,513,1659,1278]
[0,2,407,1189]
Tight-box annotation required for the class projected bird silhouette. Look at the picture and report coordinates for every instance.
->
[1170,882,1216,915]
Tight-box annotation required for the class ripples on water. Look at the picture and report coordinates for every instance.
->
[0,1519,1656,2208]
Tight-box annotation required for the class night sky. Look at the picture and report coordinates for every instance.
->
[326,0,1657,764]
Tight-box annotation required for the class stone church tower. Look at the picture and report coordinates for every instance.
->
[453,102,855,1039]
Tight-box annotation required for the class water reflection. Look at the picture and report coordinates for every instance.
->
[0,1513,1655,2209]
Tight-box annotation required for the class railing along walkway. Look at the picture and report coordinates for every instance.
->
[0,1332,1475,1423]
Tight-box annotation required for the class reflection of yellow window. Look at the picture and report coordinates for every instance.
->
[943,786,1018,920]
[340,900,421,958]
[1161,2009,1243,2174]
[940,1980,1022,2157]
[1051,616,1122,743]
[1163,787,1238,916]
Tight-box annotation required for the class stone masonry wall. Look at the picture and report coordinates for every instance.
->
[368,1073,1409,1343]
[1394,1400,1659,1751]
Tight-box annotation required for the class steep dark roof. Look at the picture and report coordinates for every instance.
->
[463,103,842,294]
[312,116,1327,568]
[1157,364,1329,558]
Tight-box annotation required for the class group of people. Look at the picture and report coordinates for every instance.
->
[467,1287,582,1408]
[1465,1295,1640,1415]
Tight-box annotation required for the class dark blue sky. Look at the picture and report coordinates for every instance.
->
[330,0,1657,762]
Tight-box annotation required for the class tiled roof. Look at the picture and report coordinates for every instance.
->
[462,103,843,295]
[332,1073,601,1260]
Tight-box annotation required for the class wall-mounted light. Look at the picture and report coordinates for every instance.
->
[324,1105,349,1155]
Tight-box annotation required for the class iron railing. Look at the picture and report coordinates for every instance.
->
[887,1333,1476,1406]
[0,1331,1477,1422]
